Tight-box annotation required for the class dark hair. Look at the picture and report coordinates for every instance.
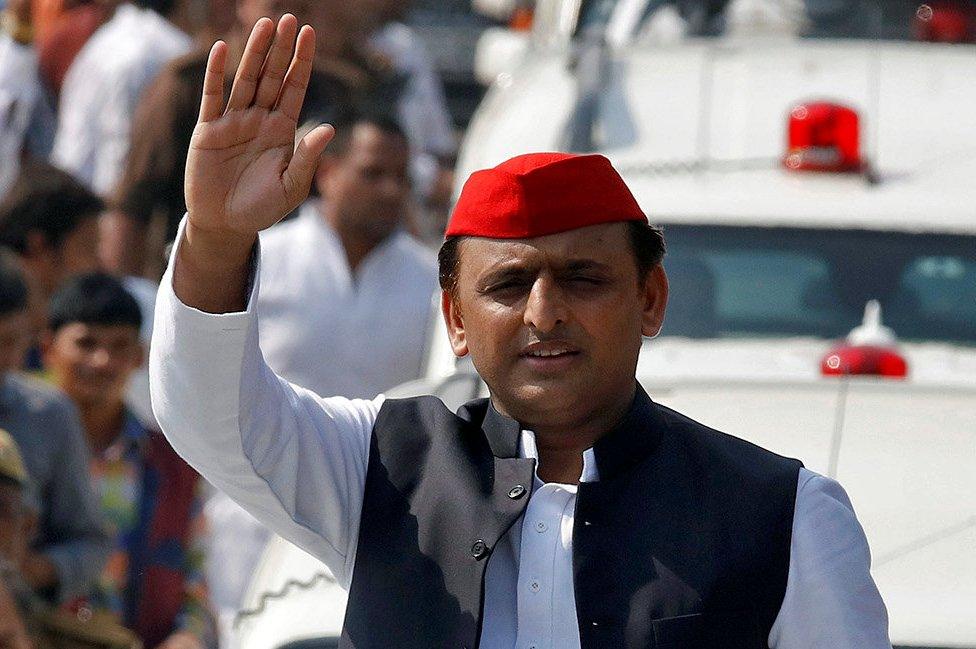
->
[48,273,142,333]
[133,0,178,16]
[0,249,29,317]
[438,221,666,295]
[0,160,104,254]
[323,111,408,158]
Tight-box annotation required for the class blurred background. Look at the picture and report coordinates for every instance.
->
[0,1,974,648]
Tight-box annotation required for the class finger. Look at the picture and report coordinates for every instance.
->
[198,41,228,123]
[275,24,315,123]
[282,124,335,207]
[225,17,275,112]
[254,14,298,109]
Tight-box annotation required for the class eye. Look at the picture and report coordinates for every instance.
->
[564,274,607,287]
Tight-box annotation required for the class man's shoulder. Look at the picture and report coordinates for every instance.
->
[258,214,316,273]
[388,233,438,277]
[2,374,77,420]
[653,400,803,485]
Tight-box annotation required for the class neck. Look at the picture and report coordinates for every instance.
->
[321,208,385,273]
[79,400,127,454]
[501,382,638,484]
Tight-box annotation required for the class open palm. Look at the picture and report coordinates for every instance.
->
[185,15,333,237]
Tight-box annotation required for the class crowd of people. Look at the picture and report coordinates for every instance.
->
[0,0,456,647]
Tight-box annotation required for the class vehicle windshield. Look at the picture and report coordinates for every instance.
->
[577,0,976,41]
[659,225,976,345]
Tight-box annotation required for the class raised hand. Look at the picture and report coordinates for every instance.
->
[185,15,333,237]
[175,15,332,313]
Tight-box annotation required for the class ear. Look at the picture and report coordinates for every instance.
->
[440,290,469,357]
[133,340,146,371]
[640,265,669,338]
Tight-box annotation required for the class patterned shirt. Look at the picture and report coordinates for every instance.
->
[87,412,214,645]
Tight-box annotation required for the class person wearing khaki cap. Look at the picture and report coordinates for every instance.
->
[0,428,141,649]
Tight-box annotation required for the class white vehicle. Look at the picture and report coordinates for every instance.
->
[237,2,976,648]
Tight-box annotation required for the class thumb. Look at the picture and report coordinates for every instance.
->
[282,124,335,208]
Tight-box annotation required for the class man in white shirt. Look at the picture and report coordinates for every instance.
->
[258,113,437,398]
[151,16,891,648]
[51,0,193,196]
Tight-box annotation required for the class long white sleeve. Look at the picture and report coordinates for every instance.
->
[149,220,382,587]
[769,468,892,648]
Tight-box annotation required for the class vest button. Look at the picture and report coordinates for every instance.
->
[470,539,489,560]
[508,484,526,499]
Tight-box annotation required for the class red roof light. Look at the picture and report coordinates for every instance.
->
[821,345,908,379]
[784,102,863,173]
[914,2,976,43]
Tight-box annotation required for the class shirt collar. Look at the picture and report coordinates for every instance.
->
[518,429,600,485]
[473,382,664,482]
[96,410,148,461]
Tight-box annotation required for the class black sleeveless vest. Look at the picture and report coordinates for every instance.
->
[340,387,802,649]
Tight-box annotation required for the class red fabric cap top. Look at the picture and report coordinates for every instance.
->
[445,152,647,238]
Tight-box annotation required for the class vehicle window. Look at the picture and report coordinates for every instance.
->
[576,0,952,41]
[659,225,976,345]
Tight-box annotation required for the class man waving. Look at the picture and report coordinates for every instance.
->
[151,14,891,649]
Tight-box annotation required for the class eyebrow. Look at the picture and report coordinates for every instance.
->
[479,257,613,284]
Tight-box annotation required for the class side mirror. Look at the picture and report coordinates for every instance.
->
[473,27,532,86]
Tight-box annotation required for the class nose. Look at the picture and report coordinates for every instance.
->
[523,276,569,333]
[379,172,407,199]
[89,347,112,368]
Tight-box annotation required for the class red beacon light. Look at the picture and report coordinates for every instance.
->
[913,2,976,44]
[821,301,908,379]
[783,102,863,173]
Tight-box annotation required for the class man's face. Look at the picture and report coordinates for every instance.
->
[25,217,100,298]
[319,124,410,246]
[43,323,142,409]
[442,223,668,429]
[0,311,30,378]
[58,217,101,278]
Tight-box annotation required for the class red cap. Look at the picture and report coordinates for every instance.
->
[445,152,646,238]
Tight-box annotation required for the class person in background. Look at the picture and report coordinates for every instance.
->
[0,427,36,649]
[43,273,217,649]
[105,0,400,277]
[0,161,158,427]
[36,1,120,100]
[0,426,141,649]
[0,0,57,197]
[0,250,108,605]
[50,0,195,197]
[362,0,457,220]
[0,160,102,354]
[257,112,438,398]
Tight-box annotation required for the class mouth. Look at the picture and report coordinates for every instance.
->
[518,342,582,370]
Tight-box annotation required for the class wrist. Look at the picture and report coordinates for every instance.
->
[183,219,257,271]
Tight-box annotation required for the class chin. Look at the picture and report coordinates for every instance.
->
[504,383,589,420]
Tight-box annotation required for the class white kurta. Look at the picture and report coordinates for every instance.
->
[257,203,438,399]
[51,4,192,195]
[150,221,891,649]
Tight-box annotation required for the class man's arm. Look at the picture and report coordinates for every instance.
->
[768,469,892,648]
[173,16,332,312]
[151,16,377,586]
